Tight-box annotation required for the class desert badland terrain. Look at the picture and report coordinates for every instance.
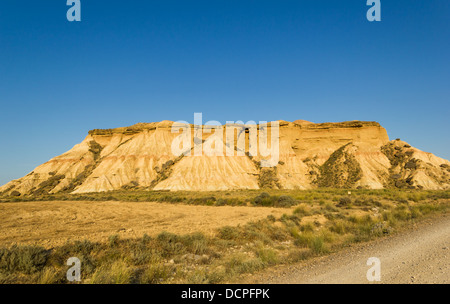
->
[1,120,449,196]
[0,120,448,284]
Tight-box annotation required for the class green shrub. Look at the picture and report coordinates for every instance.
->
[370,222,393,236]
[10,191,21,197]
[185,269,210,284]
[293,204,311,216]
[294,232,314,248]
[310,236,328,254]
[109,235,120,248]
[0,245,48,274]
[253,192,273,206]
[275,196,298,207]
[140,262,174,284]
[217,226,240,240]
[266,215,276,222]
[181,233,208,255]
[337,197,352,207]
[324,202,339,212]
[130,245,159,266]
[38,267,64,284]
[255,247,278,265]
[157,231,180,243]
[142,234,152,244]
[300,223,315,232]
[156,232,185,257]
[89,260,132,284]
[328,220,352,235]
[285,249,312,263]
[225,253,264,275]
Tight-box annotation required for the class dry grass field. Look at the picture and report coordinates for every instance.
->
[0,201,287,248]
[0,189,448,284]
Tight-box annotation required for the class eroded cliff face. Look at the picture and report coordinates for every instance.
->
[1,120,449,195]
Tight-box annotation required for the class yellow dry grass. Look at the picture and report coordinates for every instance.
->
[0,201,289,248]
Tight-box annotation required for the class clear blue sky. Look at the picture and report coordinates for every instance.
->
[0,0,449,185]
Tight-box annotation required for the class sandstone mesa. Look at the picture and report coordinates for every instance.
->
[1,120,449,195]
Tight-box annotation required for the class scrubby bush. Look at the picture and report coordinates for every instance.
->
[0,245,48,274]
[217,226,241,240]
[140,259,174,284]
[225,253,264,275]
[337,197,352,207]
[253,193,297,208]
[108,235,120,248]
[293,204,311,216]
[10,191,21,197]
[156,232,185,257]
[255,247,278,266]
[252,192,272,206]
[181,232,208,255]
[276,196,298,207]
[89,260,132,284]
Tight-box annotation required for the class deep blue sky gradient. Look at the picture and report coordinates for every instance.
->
[0,0,449,185]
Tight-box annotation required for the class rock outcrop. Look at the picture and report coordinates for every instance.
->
[1,120,449,195]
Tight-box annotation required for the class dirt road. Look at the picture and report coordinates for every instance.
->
[249,215,449,284]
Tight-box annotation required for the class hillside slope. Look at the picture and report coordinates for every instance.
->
[1,120,449,195]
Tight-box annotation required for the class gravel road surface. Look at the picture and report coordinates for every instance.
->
[249,215,449,284]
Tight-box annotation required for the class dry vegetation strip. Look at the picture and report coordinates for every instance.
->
[0,189,448,284]
[0,201,287,247]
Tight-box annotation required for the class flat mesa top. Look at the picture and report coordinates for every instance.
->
[88,120,382,135]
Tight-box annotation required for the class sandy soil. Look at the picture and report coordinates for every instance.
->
[244,215,449,284]
[0,201,288,248]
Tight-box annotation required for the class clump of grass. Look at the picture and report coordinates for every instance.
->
[370,222,393,237]
[392,208,412,221]
[253,192,273,206]
[140,261,175,284]
[266,214,276,222]
[52,240,97,264]
[337,197,352,207]
[185,269,210,284]
[309,236,328,254]
[293,204,311,216]
[108,235,120,248]
[142,234,152,244]
[300,222,315,232]
[205,267,227,284]
[288,226,300,238]
[324,202,339,212]
[276,196,298,207]
[217,226,241,240]
[0,245,48,274]
[240,223,273,244]
[293,231,314,248]
[255,246,279,266]
[0,272,15,284]
[293,232,328,254]
[348,215,377,243]
[279,213,301,226]
[156,231,185,257]
[156,231,179,243]
[225,253,264,275]
[252,193,298,207]
[320,229,337,243]
[414,202,445,215]
[89,260,132,284]
[38,267,62,284]
[328,219,352,235]
[129,244,160,266]
[285,249,312,263]
[181,232,208,255]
